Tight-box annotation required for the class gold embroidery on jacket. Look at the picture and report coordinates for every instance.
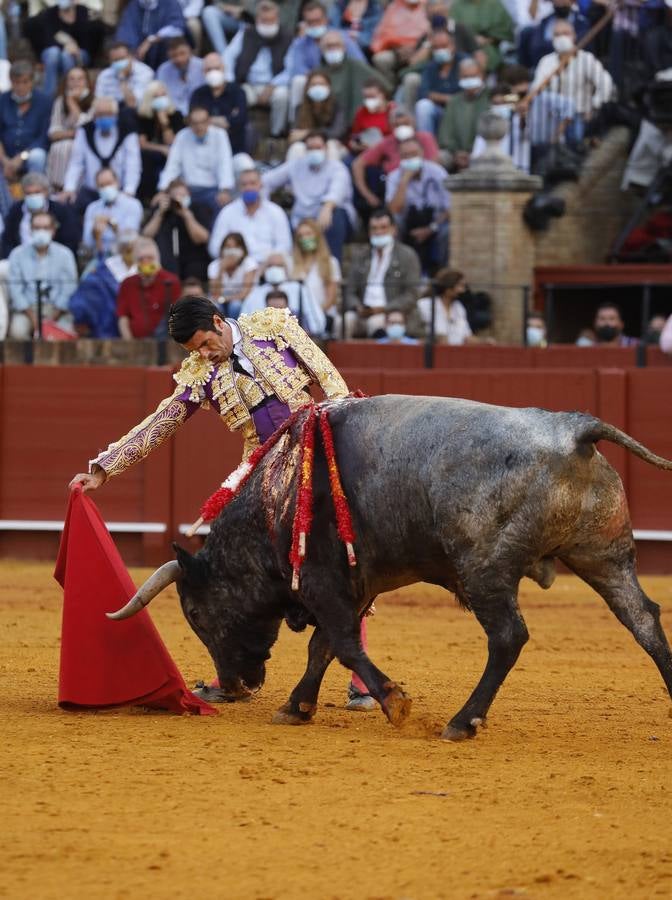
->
[173,352,214,402]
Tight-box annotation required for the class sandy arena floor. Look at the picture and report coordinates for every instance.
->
[1,561,671,900]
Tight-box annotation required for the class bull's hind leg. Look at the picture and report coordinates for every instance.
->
[272,627,334,725]
[443,586,529,742]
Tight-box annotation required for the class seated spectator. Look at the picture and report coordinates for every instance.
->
[344,206,421,338]
[660,314,672,354]
[622,112,672,192]
[157,106,234,211]
[82,167,143,257]
[450,0,514,71]
[265,287,290,310]
[189,53,248,155]
[207,230,259,317]
[352,106,439,214]
[223,0,292,138]
[202,0,248,56]
[7,210,78,339]
[143,178,212,281]
[370,0,430,83]
[290,218,342,335]
[286,1,365,120]
[208,167,293,263]
[263,130,356,262]
[471,85,531,172]
[318,30,392,126]
[375,309,419,343]
[644,314,666,345]
[328,0,384,52]
[180,275,206,298]
[69,229,138,338]
[591,302,638,347]
[348,80,392,154]
[137,81,184,202]
[62,97,141,210]
[241,250,327,335]
[526,311,547,347]
[517,0,590,70]
[438,58,491,170]
[575,327,595,347]
[417,267,472,344]
[25,1,104,98]
[95,41,154,110]
[0,61,51,182]
[156,36,204,117]
[386,137,450,274]
[116,237,181,339]
[46,66,93,192]
[290,71,346,160]
[1,172,79,258]
[414,30,466,136]
[115,0,187,70]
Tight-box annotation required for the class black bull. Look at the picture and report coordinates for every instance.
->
[109,396,672,741]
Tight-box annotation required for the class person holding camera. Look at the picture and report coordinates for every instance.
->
[82,167,143,258]
[142,177,213,282]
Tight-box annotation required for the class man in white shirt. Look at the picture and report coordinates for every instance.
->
[208,167,293,262]
[158,106,234,212]
[94,41,154,109]
[82,167,143,256]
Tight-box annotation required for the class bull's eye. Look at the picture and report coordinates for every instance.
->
[189,608,200,627]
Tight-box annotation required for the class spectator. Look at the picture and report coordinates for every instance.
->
[46,66,93,191]
[0,61,51,182]
[318,30,392,125]
[471,85,530,172]
[178,0,205,51]
[82,167,143,257]
[157,106,234,210]
[417,267,472,344]
[386,137,450,273]
[137,80,184,201]
[156,36,204,116]
[69,229,138,338]
[180,275,206,298]
[414,30,466,135]
[262,130,355,261]
[286,1,365,119]
[328,0,384,52]
[116,237,181,339]
[660,314,672,354]
[223,0,292,137]
[1,172,79,257]
[241,250,327,335]
[438,58,491,170]
[95,41,154,110]
[265,287,290,310]
[370,0,430,83]
[592,302,638,347]
[517,0,590,70]
[143,178,212,281]
[208,166,293,263]
[202,0,248,56]
[207,231,259,316]
[622,77,672,192]
[189,53,248,155]
[451,0,514,70]
[290,71,346,159]
[644,314,666,345]
[642,4,672,81]
[375,309,419,343]
[115,0,187,69]
[62,97,142,209]
[526,311,547,347]
[348,79,392,154]
[575,326,595,347]
[352,106,439,213]
[290,218,342,335]
[7,210,78,339]
[344,206,421,338]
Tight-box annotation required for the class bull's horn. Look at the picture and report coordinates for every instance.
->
[106,560,181,620]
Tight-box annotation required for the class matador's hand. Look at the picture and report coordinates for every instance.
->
[68,470,106,493]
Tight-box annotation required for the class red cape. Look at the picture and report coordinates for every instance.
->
[54,487,216,716]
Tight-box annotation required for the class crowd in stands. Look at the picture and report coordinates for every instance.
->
[0,0,669,351]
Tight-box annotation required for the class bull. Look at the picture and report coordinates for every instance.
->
[108,395,672,741]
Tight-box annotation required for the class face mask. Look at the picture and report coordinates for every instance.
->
[400,156,423,172]
[553,4,571,17]
[306,148,326,167]
[257,22,279,39]
[74,88,90,100]
[394,124,414,142]
[11,92,32,104]
[58,0,73,8]
[370,233,393,248]
[307,83,330,102]
[490,104,511,118]
[223,246,244,259]
[595,325,619,342]
[526,326,545,347]
[386,323,406,339]
[99,184,118,204]
[364,97,381,112]
[306,25,327,39]
[25,193,46,212]
[459,77,483,91]
[178,194,191,209]
[299,235,318,252]
[265,265,286,285]
[553,35,574,54]
[323,49,345,66]
[138,261,159,277]
[32,229,52,248]
[205,69,226,88]
[433,48,453,63]
[111,58,129,74]
[152,96,170,111]
[576,335,593,347]
[241,189,259,205]
[95,116,117,131]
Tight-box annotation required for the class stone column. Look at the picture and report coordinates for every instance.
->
[447,112,542,344]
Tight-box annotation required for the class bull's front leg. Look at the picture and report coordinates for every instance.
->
[272,626,334,725]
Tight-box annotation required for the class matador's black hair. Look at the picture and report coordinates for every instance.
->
[168,296,220,344]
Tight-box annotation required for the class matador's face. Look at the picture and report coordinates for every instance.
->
[184,315,234,365]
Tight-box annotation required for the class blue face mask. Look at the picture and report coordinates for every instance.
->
[25,193,46,212]
[95,116,117,132]
[152,96,170,112]
[111,58,129,74]
[306,25,327,39]
[241,189,259,205]
[386,323,406,340]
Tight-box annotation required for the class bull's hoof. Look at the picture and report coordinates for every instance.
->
[381,683,412,727]
[441,717,485,742]
[271,701,316,726]
[192,682,251,703]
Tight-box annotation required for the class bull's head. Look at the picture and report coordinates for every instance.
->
[107,543,281,699]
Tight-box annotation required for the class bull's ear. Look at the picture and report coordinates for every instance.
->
[172,542,209,584]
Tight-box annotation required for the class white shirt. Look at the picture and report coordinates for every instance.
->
[208,197,293,262]
[63,127,141,193]
[228,317,255,375]
[262,157,356,228]
[418,296,472,345]
[207,254,259,301]
[82,193,144,251]
[363,243,393,308]
[532,49,615,116]
[158,125,234,192]
[240,280,327,336]
[94,60,154,106]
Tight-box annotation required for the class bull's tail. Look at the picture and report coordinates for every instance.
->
[579,418,672,470]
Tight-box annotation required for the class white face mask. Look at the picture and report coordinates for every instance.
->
[394,124,414,142]
[257,22,279,39]
[400,156,423,172]
[306,148,326,167]
[205,69,226,88]
[459,76,483,91]
[32,229,53,248]
[370,232,393,248]
[223,246,244,259]
[364,97,381,112]
[307,83,330,102]
[490,104,511,118]
[526,326,545,347]
[265,265,286,284]
[553,35,574,54]
[323,48,345,66]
